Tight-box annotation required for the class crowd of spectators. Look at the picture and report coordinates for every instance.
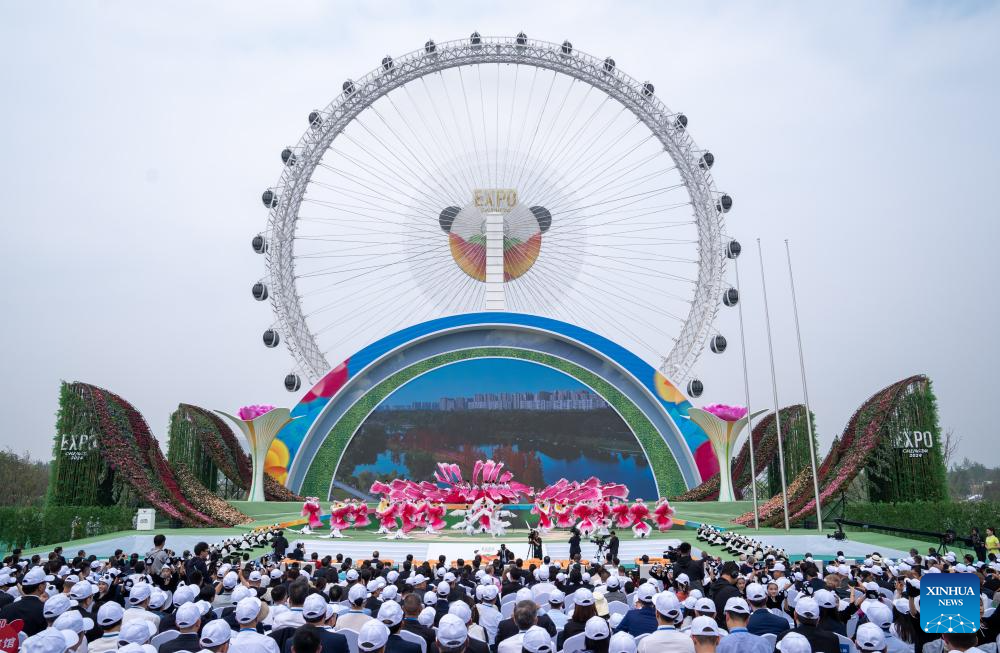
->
[2,525,1000,653]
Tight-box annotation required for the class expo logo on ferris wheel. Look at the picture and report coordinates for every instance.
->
[473,188,518,213]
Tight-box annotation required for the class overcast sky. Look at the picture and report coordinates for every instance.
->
[2,1,998,469]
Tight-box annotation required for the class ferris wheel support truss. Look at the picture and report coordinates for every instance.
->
[264,36,727,385]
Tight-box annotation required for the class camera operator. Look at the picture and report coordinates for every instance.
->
[568,528,582,560]
[671,541,705,592]
[607,530,619,562]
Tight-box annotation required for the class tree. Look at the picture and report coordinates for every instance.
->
[0,449,50,506]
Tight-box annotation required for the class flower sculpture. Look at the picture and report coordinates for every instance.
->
[687,404,763,502]
[217,405,297,502]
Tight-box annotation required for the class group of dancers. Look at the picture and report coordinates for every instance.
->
[295,494,676,540]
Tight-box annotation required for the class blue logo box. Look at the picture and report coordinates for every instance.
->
[920,573,981,633]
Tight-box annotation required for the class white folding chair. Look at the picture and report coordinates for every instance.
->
[846,613,859,637]
[397,629,427,653]
[607,600,629,617]
[340,628,360,653]
[151,630,180,648]
[836,632,859,653]
[634,633,648,644]
[500,592,518,606]
[212,607,225,618]
[501,601,516,618]
[761,633,776,653]
[561,632,586,653]
[534,592,551,605]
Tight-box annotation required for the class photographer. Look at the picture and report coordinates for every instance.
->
[671,542,705,592]
[569,528,582,560]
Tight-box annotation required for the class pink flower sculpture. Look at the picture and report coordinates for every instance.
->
[703,404,748,422]
[238,404,276,420]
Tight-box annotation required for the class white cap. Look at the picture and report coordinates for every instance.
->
[548,589,565,604]
[118,621,156,645]
[794,596,819,620]
[772,562,786,572]
[516,587,534,603]
[382,585,398,601]
[270,569,282,580]
[378,600,403,625]
[423,591,438,606]
[694,597,716,614]
[418,606,436,627]
[437,614,469,647]
[606,575,621,588]
[689,616,722,636]
[357,620,390,652]
[96,601,124,626]
[865,602,893,629]
[448,601,472,623]
[348,583,368,604]
[346,569,360,581]
[522,625,555,653]
[813,589,837,609]
[609,632,637,653]
[745,582,767,602]
[855,622,887,651]
[43,594,76,619]
[127,582,152,605]
[481,584,499,601]
[231,585,254,604]
[303,594,329,620]
[574,588,595,606]
[674,573,689,585]
[21,630,77,653]
[69,581,93,600]
[53,610,94,634]
[387,570,399,582]
[175,602,202,628]
[635,583,656,603]
[172,585,195,607]
[437,580,451,597]
[117,645,156,653]
[724,597,750,615]
[653,591,681,618]
[585,615,611,640]
[248,570,262,582]
[222,571,238,589]
[198,620,232,648]
[892,598,910,615]
[776,632,812,653]
[22,566,54,586]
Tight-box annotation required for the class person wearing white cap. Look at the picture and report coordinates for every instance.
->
[584,615,612,650]
[497,596,557,647]
[531,568,556,603]
[336,583,373,633]
[854,622,887,652]
[279,593,346,653]
[357,619,391,652]
[603,575,628,604]
[198,619,232,653]
[544,589,569,631]
[52,609,94,652]
[861,602,911,653]
[447,601,488,652]
[158,602,202,653]
[272,581,310,630]
[637,591,691,653]
[609,631,637,653]
[745,583,789,637]
[20,628,79,653]
[775,632,811,653]
[520,625,554,653]
[717,597,768,653]
[88,602,125,653]
[688,616,723,652]
[213,571,240,608]
[0,566,52,636]
[122,583,160,630]
[556,588,596,648]
[230,596,281,653]
[777,597,839,653]
[43,593,76,625]
[436,614,471,653]
[497,600,547,653]
[375,599,420,653]
[117,620,157,649]
[616,583,659,638]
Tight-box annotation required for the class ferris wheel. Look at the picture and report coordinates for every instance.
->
[251,34,741,393]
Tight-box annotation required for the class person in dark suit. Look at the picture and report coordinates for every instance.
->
[0,568,50,636]
[158,603,202,653]
[776,597,839,653]
[271,531,289,563]
[746,583,790,637]
[495,601,557,644]
[399,594,436,650]
[376,601,421,653]
[184,542,209,585]
[277,595,349,653]
[497,545,514,564]
[568,528,582,560]
[671,542,705,592]
[608,531,620,562]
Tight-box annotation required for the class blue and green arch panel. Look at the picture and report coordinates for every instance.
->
[265,313,717,499]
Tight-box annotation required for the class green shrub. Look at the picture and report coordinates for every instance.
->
[844,501,1000,541]
[0,505,133,553]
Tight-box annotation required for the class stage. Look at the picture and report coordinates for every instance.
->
[15,500,970,564]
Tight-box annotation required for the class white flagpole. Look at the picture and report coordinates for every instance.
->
[734,256,760,529]
[785,239,823,531]
[758,239,790,530]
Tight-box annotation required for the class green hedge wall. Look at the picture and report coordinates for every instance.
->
[0,505,134,552]
[844,501,1000,541]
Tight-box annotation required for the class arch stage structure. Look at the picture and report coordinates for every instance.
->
[267,313,714,500]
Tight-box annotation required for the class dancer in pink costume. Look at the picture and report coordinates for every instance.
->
[300,497,322,534]
[323,501,353,538]
[397,501,420,539]
[610,500,634,529]
[629,498,652,538]
[573,502,598,536]
[374,498,398,537]
[424,502,447,534]
[595,499,613,535]
[352,500,371,528]
[553,502,575,529]
[652,497,675,531]
[530,499,554,533]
